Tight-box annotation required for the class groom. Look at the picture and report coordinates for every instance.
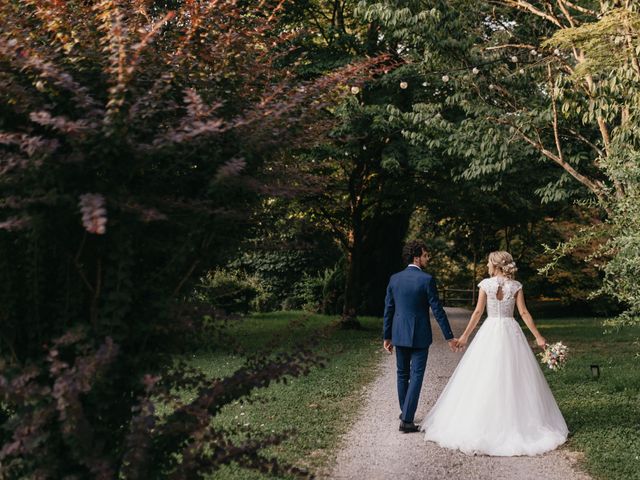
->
[383,240,459,433]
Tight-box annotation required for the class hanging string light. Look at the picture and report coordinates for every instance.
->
[399,47,559,91]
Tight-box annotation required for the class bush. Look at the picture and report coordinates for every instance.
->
[230,250,313,312]
[0,0,377,477]
[284,273,325,312]
[320,264,345,315]
[0,328,321,479]
[196,269,264,314]
[227,204,345,313]
[0,0,374,358]
[281,264,345,314]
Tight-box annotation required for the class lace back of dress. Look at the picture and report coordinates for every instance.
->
[482,277,520,319]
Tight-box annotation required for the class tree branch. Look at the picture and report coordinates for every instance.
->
[305,6,331,45]
[172,260,200,298]
[565,127,604,157]
[556,0,578,28]
[484,43,538,51]
[562,0,598,16]
[315,205,349,251]
[73,232,94,294]
[489,116,612,214]
[623,14,640,77]
[547,63,565,165]
[497,0,563,27]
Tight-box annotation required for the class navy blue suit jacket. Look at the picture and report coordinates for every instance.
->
[383,266,454,348]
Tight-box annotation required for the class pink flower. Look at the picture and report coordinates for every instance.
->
[538,341,568,371]
[78,193,107,234]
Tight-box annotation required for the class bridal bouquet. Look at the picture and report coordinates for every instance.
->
[539,342,568,371]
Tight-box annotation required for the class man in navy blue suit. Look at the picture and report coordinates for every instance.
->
[383,240,459,433]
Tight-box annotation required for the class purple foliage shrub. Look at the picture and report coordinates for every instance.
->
[0,0,383,477]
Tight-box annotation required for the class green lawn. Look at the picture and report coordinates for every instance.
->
[183,312,640,480]
[185,311,384,479]
[536,317,640,480]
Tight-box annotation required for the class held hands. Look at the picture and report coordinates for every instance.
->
[448,338,465,353]
[385,338,466,353]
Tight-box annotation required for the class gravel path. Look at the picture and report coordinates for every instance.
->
[327,308,590,480]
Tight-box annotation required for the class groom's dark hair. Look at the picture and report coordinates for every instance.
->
[402,240,428,264]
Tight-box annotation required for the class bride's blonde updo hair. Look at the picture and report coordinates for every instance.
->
[487,251,518,279]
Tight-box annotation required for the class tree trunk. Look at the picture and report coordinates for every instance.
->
[340,220,363,329]
[365,21,379,55]
[335,0,346,32]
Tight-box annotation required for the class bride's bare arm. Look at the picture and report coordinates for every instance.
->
[516,289,546,348]
[459,289,487,346]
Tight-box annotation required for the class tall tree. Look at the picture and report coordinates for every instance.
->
[357,0,639,318]
[544,4,640,326]
[261,0,419,325]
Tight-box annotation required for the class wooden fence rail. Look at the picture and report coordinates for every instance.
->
[441,288,477,308]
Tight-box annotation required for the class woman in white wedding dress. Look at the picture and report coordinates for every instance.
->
[423,251,568,456]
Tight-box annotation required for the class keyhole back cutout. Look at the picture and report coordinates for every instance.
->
[496,285,504,301]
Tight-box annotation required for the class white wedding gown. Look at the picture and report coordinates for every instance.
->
[423,277,568,456]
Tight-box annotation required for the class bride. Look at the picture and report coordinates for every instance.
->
[423,251,568,456]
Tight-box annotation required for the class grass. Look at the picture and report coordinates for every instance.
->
[181,312,640,480]
[184,311,384,479]
[535,317,640,480]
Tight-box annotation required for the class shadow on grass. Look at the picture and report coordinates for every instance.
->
[183,311,385,480]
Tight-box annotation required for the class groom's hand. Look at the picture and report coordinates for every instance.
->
[448,338,460,352]
[383,339,393,353]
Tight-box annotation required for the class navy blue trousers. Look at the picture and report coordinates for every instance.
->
[395,346,429,423]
